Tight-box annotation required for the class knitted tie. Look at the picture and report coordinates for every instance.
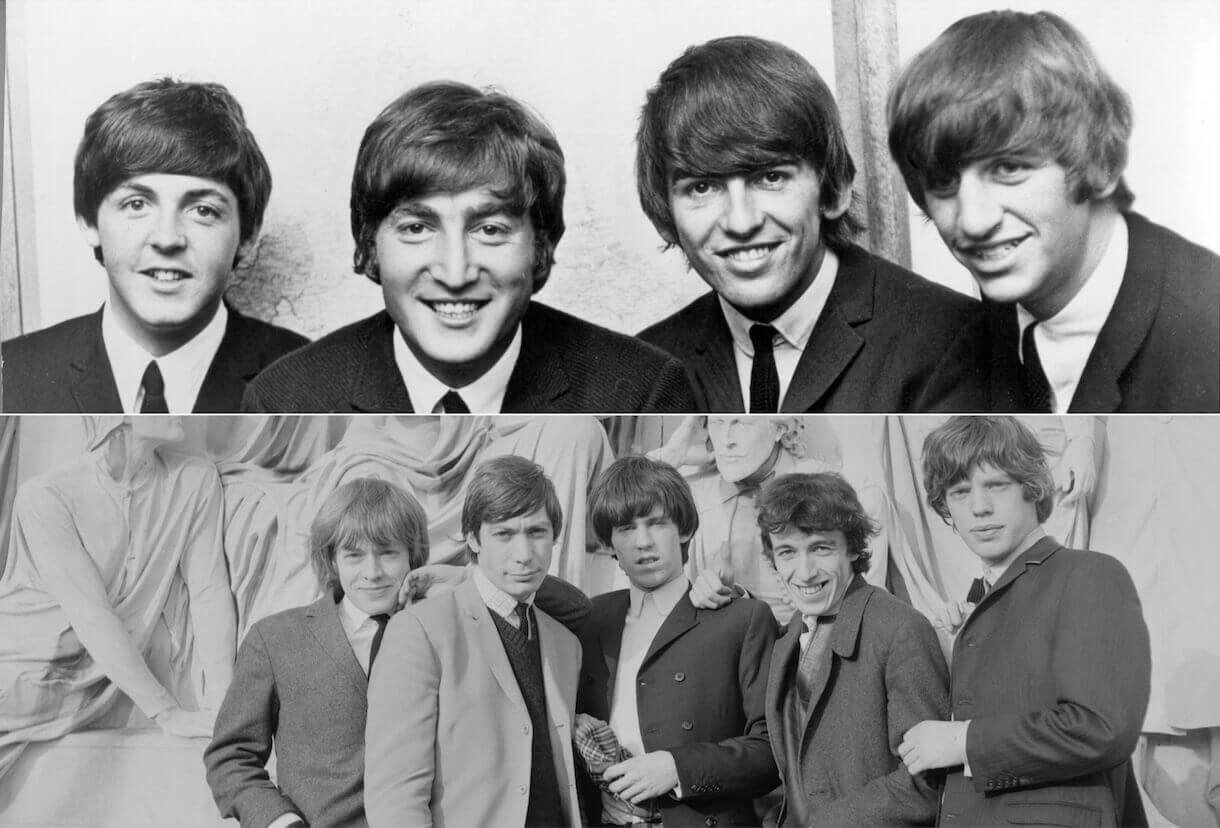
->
[1020,323,1053,412]
[441,390,470,413]
[515,602,532,640]
[368,613,391,673]
[140,361,169,413]
[966,577,990,604]
[748,324,780,413]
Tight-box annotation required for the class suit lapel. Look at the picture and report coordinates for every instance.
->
[597,592,631,703]
[957,537,1062,648]
[350,312,415,412]
[195,306,261,411]
[799,576,869,749]
[537,610,580,827]
[456,579,527,712]
[766,615,804,771]
[1071,214,1161,412]
[305,595,368,696]
[686,299,745,411]
[68,309,123,412]
[780,249,871,412]
[985,303,1026,411]
[641,589,698,667]
[503,303,572,410]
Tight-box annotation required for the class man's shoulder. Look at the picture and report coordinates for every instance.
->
[2,312,106,412]
[858,583,935,632]
[225,307,310,360]
[243,312,388,409]
[1125,212,1220,325]
[247,599,327,641]
[636,292,721,356]
[525,301,681,366]
[518,302,695,412]
[839,244,978,319]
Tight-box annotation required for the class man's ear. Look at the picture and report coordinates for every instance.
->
[466,532,482,558]
[78,216,101,249]
[822,186,853,220]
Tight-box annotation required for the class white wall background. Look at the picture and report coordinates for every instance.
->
[8,0,1218,336]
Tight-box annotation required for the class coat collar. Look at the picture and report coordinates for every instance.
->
[67,308,123,412]
[455,577,528,713]
[195,304,275,410]
[1070,212,1163,412]
[304,593,369,695]
[349,311,415,412]
[780,245,875,413]
[502,303,573,410]
[977,535,1063,607]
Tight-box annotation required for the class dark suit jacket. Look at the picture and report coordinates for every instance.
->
[941,538,1150,827]
[1,304,307,413]
[638,244,979,412]
[923,212,1220,412]
[576,587,779,827]
[204,595,371,828]
[242,302,697,413]
[766,577,948,827]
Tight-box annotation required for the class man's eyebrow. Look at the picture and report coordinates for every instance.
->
[465,200,519,222]
[182,187,236,205]
[389,202,439,222]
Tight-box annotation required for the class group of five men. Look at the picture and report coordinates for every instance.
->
[202,415,1150,827]
[4,10,1215,414]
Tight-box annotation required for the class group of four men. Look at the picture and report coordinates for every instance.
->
[202,415,1150,827]
[4,10,1215,414]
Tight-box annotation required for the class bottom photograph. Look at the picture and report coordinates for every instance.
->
[0,414,1214,828]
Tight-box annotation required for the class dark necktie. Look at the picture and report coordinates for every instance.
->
[1020,323,1053,412]
[748,324,780,413]
[966,577,989,604]
[140,360,169,413]
[441,390,470,413]
[515,602,532,640]
[368,613,391,673]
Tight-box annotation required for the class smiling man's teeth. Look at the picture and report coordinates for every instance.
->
[965,239,1023,261]
[431,301,480,319]
[147,269,187,282]
[722,245,772,262]
[795,582,827,596]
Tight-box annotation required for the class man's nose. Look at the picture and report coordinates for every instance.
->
[433,235,479,290]
[955,172,1003,240]
[150,210,186,251]
[721,180,763,237]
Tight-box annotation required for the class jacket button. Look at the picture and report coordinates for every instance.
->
[705,818,718,827]
[519,785,527,794]
[681,720,694,730]
[674,672,685,682]
[522,724,530,734]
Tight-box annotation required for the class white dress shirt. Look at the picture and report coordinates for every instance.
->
[392,323,523,413]
[337,594,385,676]
[471,565,535,628]
[603,575,689,824]
[1016,216,1128,413]
[719,248,839,410]
[101,301,228,413]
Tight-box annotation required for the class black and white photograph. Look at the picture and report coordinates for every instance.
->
[1,0,1219,826]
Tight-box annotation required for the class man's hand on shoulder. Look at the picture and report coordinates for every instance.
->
[398,564,468,608]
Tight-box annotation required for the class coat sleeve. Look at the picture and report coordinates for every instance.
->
[815,610,950,826]
[203,625,300,828]
[965,555,1150,791]
[668,600,781,798]
[365,609,438,828]
[534,574,592,636]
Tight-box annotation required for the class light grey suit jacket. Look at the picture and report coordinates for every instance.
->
[364,577,582,828]
[204,595,370,828]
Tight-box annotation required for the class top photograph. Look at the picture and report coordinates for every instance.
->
[1,0,1217,414]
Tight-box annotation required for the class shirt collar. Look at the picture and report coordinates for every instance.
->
[471,564,535,621]
[627,574,689,618]
[338,593,379,634]
[719,247,839,355]
[101,301,228,413]
[1016,215,1128,350]
[392,322,523,413]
